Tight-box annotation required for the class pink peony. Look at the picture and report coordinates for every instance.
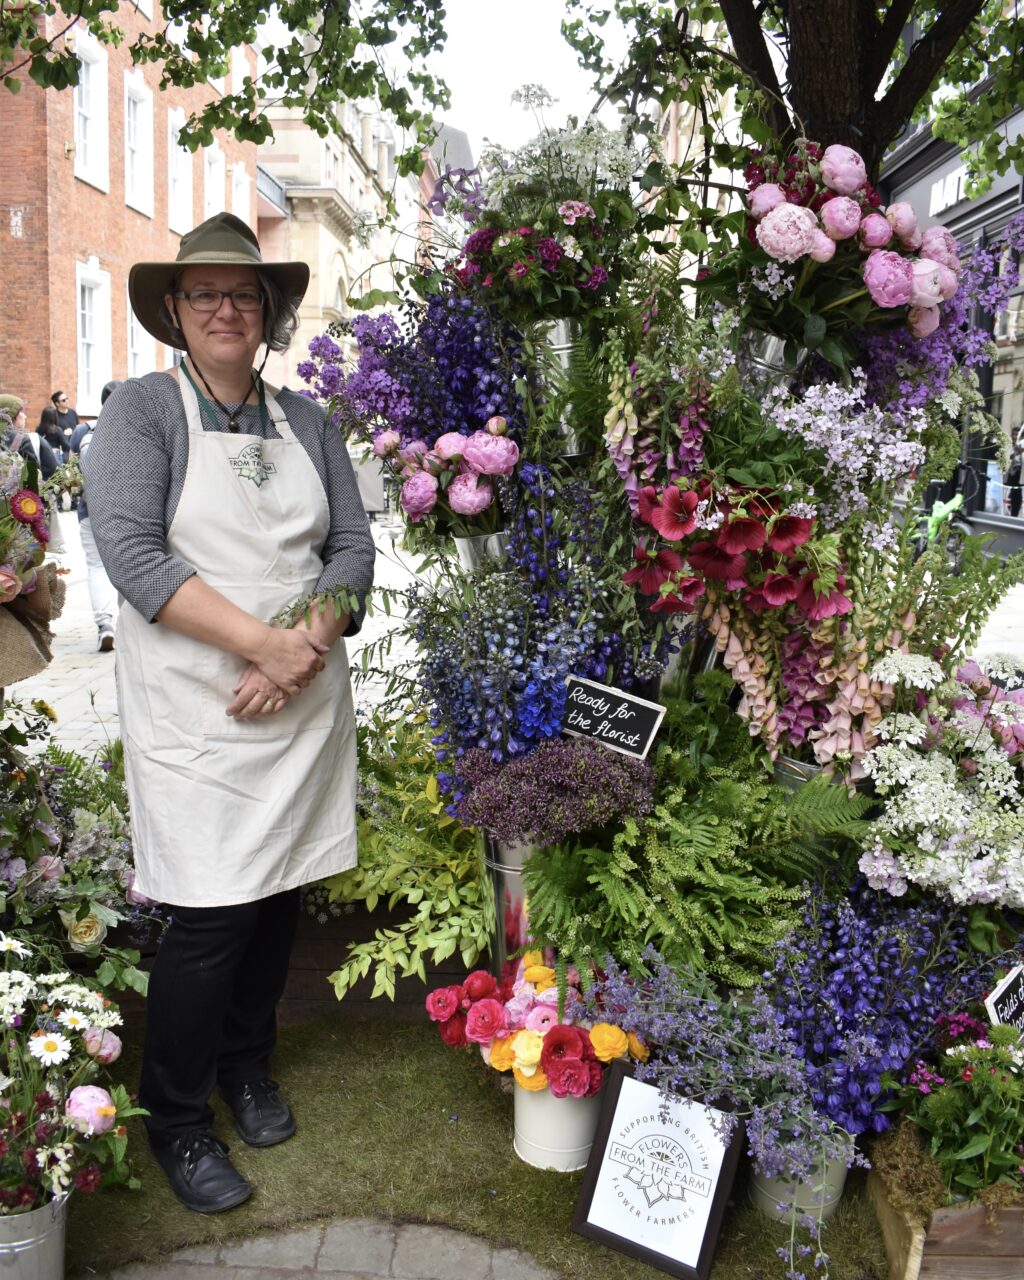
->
[907,305,940,339]
[446,471,494,516]
[433,432,470,461]
[820,144,867,195]
[909,257,945,308]
[426,985,465,1022]
[885,201,919,243]
[863,249,914,308]
[859,213,893,249]
[920,226,960,273]
[34,855,64,881]
[65,1085,117,1136]
[400,470,438,522]
[902,227,923,251]
[82,1026,122,1065]
[462,431,519,477]
[464,997,508,1044]
[935,263,959,301]
[748,183,787,218]
[485,415,508,436]
[0,566,20,605]
[808,229,835,263]
[755,203,819,262]
[371,429,400,458]
[819,196,862,241]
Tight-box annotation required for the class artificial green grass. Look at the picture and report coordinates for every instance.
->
[67,1019,888,1280]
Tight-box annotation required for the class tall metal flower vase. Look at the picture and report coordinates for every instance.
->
[0,1197,68,1279]
[452,532,508,573]
[480,834,536,983]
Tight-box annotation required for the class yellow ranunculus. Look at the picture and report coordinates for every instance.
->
[589,1022,629,1063]
[521,949,544,968]
[523,964,555,987]
[511,1029,544,1073]
[627,1032,650,1062]
[488,1036,516,1072]
[514,1065,548,1092]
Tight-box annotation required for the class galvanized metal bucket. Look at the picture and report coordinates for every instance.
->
[480,834,536,980]
[452,532,508,572]
[0,1196,68,1278]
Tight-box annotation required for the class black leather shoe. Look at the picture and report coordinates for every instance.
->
[150,1130,251,1214]
[221,1078,295,1147]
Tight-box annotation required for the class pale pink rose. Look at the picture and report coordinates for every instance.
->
[863,249,914,308]
[371,429,400,458]
[909,257,944,308]
[485,415,508,436]
[0,565,20,605]
[907,305,941,338]
[82,1026,122,1065]
[65,1085,117,1136]
[885,201,919,243]
[859,213,893,249]
[920,226,960,273]
[820,144,867,195]
[447,471,494,516]
[525,1004,559,1035]
[34,855,64,881]
[755,203,819,262]
[808,229,836,263]
[433,432,469,461]
[400,470,438,522]
[748,183,787,218]
[935,263,959,301]
[819,196,862,241]
[462,431,519,477]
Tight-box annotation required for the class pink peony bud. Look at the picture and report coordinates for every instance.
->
[935,263,959,301]
[920,226,960,273]
[398,439,429,477]
[485,415,508,436]
[885,201,919,243]
[399,470,438,522]
[462,431,519,477]
[820,144,867,195]
[902,227,923,251]
[65,1085,117,1136]
[819,196,862,241]
[859,213,893,249]
[748,183,787,219]
[446,471,494,516]
[755,203,818,262]
[433,432,469,461]
[371,429,400,458]
[82,1026,122,1065]
[907,305,940,338]
[808,229,836,263]
[863,249,914,308]
[422,450,448,476]
[909,257,944,309]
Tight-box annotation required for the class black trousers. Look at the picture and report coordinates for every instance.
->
[140,888,300,1146]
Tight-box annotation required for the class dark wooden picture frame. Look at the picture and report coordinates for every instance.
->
[572,1062,745,1279]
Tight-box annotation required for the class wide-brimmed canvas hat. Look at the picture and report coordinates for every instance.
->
[128,212,310,349]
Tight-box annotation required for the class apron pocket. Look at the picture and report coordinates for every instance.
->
[199,646,336,738]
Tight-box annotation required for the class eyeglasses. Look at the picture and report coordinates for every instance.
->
[173,288,265,313]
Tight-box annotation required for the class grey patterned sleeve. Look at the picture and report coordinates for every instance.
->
[82,378,197,622]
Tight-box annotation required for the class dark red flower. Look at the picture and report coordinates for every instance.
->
[33,1092,54,1111]
[648,487,700,541]
[766,515,815,555]
[742,587,772,612]
[539,1024,587,1073]
[797,573,853,620]
[716,517,766,555]
[623,544,684,595]
[637,485,660,525]
[438,1012,468,1048]
[463,970,498,1001]
[15,1184,35,1208]
[687,541,748,582]
[425,985,465,1023]
[547,1057,592,1099]
[586,1061,605,1096]
[650,577,705,612]
[761,572,803,606]
[73,1163,102,1194]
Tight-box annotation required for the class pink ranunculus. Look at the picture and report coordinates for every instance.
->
[65,1085,117,1136]
[907,305,940,339]
[82,1026,122,1065]
[426,984,465,1022]
[920,225,960,273]
[885,201,919,243]
[400,470,439,522]
[935,263,959,301]
[755,203,819,262]
[371,429,401,458]
[433,432,470,462]
[447,471,494,516]
[0,565,20,605]
[464,997,508,1044]
[909,257,945,309]
[859,212,893,249]
[808,229,836,263]
[34,855,64,881]
[819,196,862,241]
[462,431,519,477]
[485,415,508,436]
[820,144,867,195]
[863,249,914,308]
[748,183,787,219]
[525,1005,559,1035]
[503,992,535,1030]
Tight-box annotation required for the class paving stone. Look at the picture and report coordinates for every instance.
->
[101,1267,248,1280]
[164,1243,222,1264]
[489,1248,559,1280]
[318,1219,395,1274]
[219,1226,322,1269]
[391,1225,491,1280]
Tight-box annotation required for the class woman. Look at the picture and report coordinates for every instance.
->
[85,213,375,1214]
[48,390,79,459]
[1,394,58,479]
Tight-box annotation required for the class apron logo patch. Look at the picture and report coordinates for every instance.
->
[230,443,276,488]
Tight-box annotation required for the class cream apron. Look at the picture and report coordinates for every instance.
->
[116,372,357,907]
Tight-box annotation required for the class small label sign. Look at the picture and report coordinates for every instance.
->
[562,675,666,760]
[985,964,1024,1034]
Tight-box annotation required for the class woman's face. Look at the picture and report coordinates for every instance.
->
[166,264,265,372]
[14,407,26,429]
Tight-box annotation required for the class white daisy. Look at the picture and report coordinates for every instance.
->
[57,1009,90,1031]
[0,934,31,958]
[28,1032,72,1066]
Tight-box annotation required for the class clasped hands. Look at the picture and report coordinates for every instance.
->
[226,627,330,720]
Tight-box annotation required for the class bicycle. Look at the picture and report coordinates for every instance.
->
[914,463,978,572]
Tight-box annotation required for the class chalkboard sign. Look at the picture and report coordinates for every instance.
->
[562,675,666,760]
[985,964,1024,1033]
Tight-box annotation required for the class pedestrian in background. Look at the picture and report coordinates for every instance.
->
[1,394,58,480]
[49,390,79,459]
[37,402,68,458]
[69,380,120,652]
[1005,425,1024,519]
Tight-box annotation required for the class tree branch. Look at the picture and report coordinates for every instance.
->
[717,0,793,142]
[862,0,917,95]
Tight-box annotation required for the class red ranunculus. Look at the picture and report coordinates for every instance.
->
[547,1057,592,1099]
[464,997,508,1044]
[687,541,748,582]
[539,1024,586,1073]
[766,515,815,555]
[647,486,700,541]
[623,544,684,595]
[463,970,498,1001]
[438,1012,468,1048]
[586,1061,605,1096]
[761,572,803,606]
[425,985,465,1023]
[716,516,766,555]
[578,1027,597,1061]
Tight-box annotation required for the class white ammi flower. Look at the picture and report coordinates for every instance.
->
[870,652,945,689]
[28,1032,72,1067]
[0,933,31,957]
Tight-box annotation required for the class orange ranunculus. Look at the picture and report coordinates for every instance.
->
[523,964,555,987]
[627,1032,650,1062]
[589,1023,629,1063]
[514,1065,548,1092]
[489,1036,516,1072]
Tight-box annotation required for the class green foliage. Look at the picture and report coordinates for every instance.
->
[324,711,488,1001]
